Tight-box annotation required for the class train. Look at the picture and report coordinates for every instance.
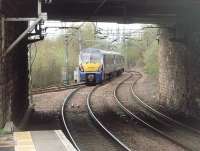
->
[78,48,125,84]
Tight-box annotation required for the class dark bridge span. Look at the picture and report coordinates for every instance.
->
[3,0,200,22]
[1,0,200,127]
[44,0,200,23]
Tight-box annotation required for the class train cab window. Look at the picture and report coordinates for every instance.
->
[90,55,102,63]
[80,53,102,64]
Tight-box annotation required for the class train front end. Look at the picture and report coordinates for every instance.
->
[79,50,104,84]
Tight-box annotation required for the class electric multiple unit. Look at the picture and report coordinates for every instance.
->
[79,48,125,84]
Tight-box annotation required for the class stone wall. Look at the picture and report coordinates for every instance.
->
[186,29,200,113]
[159,24,200,116]
[159,28,188,114]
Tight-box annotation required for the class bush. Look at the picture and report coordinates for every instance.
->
[31,37,65,88]
[143,41,159,76]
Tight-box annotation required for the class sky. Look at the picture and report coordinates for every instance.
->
[42,21,145,39]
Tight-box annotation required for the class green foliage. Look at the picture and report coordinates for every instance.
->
[93,40,112,50]
[31,22,97,88]
[121,26,159,76]
[31,37,65,88]
[81,23,96,48]
[31,23,159,88]
[0,128,6,135]
[122,39,144,68]
[142,27,159,76]
[143,41,159,76]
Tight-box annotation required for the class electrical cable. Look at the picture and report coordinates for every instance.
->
[93,0,107,15]
[31,42,38,68]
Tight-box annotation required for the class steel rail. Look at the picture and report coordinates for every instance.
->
[113,72,194,151]
[130,72,200,135]
[31,83,85,95]
[61,86,85,151]
[87,85,132,151]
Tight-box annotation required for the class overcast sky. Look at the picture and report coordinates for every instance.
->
[42,21,145,39]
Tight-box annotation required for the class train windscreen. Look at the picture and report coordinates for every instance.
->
[80,53,102,64]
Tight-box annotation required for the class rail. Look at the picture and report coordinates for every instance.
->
[113,71,194,151]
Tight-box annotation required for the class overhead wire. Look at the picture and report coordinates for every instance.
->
[93,0,107,15]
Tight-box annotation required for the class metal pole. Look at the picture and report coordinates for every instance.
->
[66,37,69,85]
[123,26,127,68]
[3,18,42,58]
[78,29,82,51]
[38,0,42,16]
[64,34,69,85]
[1,16,5,54]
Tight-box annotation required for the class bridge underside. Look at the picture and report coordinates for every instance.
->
[1,0,200,127]
[41,0,200,23]
[3,0,200,23]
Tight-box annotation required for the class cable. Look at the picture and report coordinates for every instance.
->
[93,0,107,15]
[31,42,38,68]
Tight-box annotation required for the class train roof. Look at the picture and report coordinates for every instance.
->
[81,48,122,56]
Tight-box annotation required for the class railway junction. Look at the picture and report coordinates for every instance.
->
[1,0,200,151]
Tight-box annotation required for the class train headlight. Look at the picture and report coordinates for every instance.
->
[79,64,84,72]
[88,74,94,81]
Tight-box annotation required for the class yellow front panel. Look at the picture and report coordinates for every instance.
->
[82,63,101,72]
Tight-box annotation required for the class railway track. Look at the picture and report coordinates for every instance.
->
[87,85,132,151]
[130,72,200,135]
[61,81,130,151]
[114,71,200,151]
[60,71,200,151]
[31,83,84,95]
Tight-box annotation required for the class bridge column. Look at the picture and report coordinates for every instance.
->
[0,19,29,127]
[159,15,200,116]
[184,22,200,115]
[0,17,8,128]
[159,27,188,114]
[7,21,29,126]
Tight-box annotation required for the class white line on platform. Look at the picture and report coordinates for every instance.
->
[55,130,77,151]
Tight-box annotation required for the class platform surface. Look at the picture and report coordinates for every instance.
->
[0,133,14,151]
[13,130,76,151]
